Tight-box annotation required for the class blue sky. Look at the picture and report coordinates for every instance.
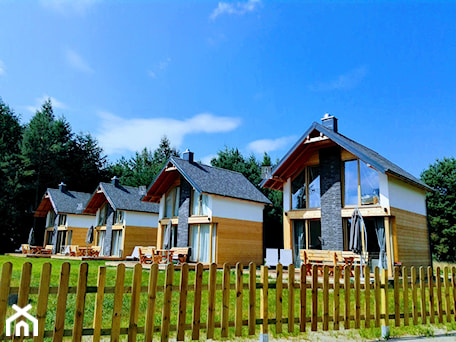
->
[1,1,455,177]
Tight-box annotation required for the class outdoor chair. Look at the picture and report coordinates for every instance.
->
[265,248,279,267]
[279,249,293,267]
[21,244,30,254]
[41,245,53,255]
[126,246,142,261]
[69,245,80,257]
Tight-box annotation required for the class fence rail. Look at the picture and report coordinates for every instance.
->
[0,261,455,341]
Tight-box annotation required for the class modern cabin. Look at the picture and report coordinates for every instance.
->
[261,115,433,276]
[35,183,94,254]
[83,177,159,258]
[142,150,271,265]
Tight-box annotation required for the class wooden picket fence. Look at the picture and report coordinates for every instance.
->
[1,261,456,341]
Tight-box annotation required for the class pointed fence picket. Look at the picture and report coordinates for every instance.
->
[0,261,456,341]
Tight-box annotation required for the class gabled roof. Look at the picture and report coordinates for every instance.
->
[84,182,159,215]
[261,121,432,192]
[142,157,271,205]
[35,188,92,218]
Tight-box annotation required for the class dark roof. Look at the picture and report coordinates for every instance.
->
[144,157,271,205]
[261,121,432,191]
[85,182,159,214]
[35,188,93,217]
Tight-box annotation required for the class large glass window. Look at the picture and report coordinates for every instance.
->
[98,230,106,255]
[291,166,321,209]
[114,210,124,225]
[58,214,67,226]
[189,224,216,263]
[47,211,56,227]
[165,186,180,218]
[192,190,209,216]
[344,159,380,206]
[292,219,322,266]
[292,170,306,209]
[111,230,123,256]
[98,203,108,226]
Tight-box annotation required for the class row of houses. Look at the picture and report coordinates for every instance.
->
[34,115,433,274]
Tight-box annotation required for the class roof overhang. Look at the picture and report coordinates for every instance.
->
[83,185,111,214]
[34,193,56,218]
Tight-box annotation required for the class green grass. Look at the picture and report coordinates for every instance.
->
[2,256,456,341]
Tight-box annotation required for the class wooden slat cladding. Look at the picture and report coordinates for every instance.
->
[390,207,431,268]
[213,217,263,265]
[123,226,158,257]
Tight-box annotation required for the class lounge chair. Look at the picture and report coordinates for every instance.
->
[279,249,293,267]
[265,248,279,267]
[126,246,142,261]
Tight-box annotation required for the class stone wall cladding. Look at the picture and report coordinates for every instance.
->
[319,146,344,250]
[177,176,191,247]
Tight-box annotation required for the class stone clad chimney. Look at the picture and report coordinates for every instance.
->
[111,176,120,187]
[58,182,66,192]
[321,113,338,132]
[182,149,194,163]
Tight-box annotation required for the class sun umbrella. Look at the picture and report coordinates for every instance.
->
[27,227,35,246]
[349,208,367,277]
[85,226,94,256]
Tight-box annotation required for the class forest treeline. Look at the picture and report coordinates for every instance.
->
[0,98,282,253]
[1,97,455,261]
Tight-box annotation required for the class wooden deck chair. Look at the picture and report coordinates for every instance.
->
[21,244,30,254]
[91,246,101,257]
[69,245,80,257]
[265,248,279,267]
[41,245,53,255]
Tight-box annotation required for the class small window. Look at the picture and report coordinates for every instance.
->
[191,190,209,216]
[114,210,124,224]
[58,214,67,226]
[291,169,306,209]
[165,186,180,218]
[48,211,56,227]
[98,203,108,226]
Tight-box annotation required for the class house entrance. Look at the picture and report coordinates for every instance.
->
[292,219,321,266]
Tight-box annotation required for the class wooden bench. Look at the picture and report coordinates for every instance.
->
[41,245,53,255]
[170,247,190,264]
[139,247,157,264]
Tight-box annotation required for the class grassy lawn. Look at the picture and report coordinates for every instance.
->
[2,256,456,341]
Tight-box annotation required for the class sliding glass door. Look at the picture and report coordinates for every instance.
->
[189,224,216,263]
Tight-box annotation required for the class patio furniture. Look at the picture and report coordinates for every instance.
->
[69,245,80,257]
[139,247,156,264]
[279,249,293,267]
[90,246,101,257]
[155,249,174,264]
[21,244,30,254]
[170,247,190,264]
[41,245,53,255]
[265,248,279,267]
[126,246,142,261]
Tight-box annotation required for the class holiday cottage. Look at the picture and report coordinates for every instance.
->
[35,183,94,253]
[83,177,159,258]
[261,115,432,276]
[141,151,271,265]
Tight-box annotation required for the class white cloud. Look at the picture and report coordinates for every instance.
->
[97,112,242,155]
[0,60,5,75]
[40,0,98,15]
[210,0,261,20]
[65,49,93,73]
[25,95,68,113]
[247,135,298,154]
[309,66,368,91]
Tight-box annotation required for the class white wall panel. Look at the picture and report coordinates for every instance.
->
[125,211,158,227]
[388,176,427,215]
[211,195,264,222]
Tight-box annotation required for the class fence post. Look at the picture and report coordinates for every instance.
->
[145,263,159,342]
[444,267,451,323]
[192,263,203,340]
[161,263,174,342]
[374,267,381,328]
[34,263,52,342]
[248,263,256,336]
[381,268,389,339]
[393,266,400,327]
[53,262,70,342]
[344,265,350,330]
[354,266,360,329]
[260,265,268,342]
[364,265,371,329]
[177,263,189,341]
[73,262,89,342]
[420,267,427,324]
[311,264,318,331]
[275,264,283,334]
[111,263,126,342]
[207,263,217,339]
[93,266,106,342]
[288,264,295,333]
[436,266,443,323]
[402,266,409,326]
[0,262,12,339]
[452,267,456,322]
[128,263,142,342]
[235,263,244,337]
[300,264,307,332]
[221,263,230,338]
[323,265,329,331]
[411,266,418,325]
[333,264,340,330]
[428,266,435,324]
[14,262,32,342]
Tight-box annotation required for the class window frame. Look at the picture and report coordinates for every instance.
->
[191,190,209,216]
[188,223,217,263]
[291,165,321,210]
[164,186,180,218]
[342,158,380,207]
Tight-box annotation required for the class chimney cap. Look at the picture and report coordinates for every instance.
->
[182,149,194,163]
[58,182,66,192]
[320,114,338,132]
